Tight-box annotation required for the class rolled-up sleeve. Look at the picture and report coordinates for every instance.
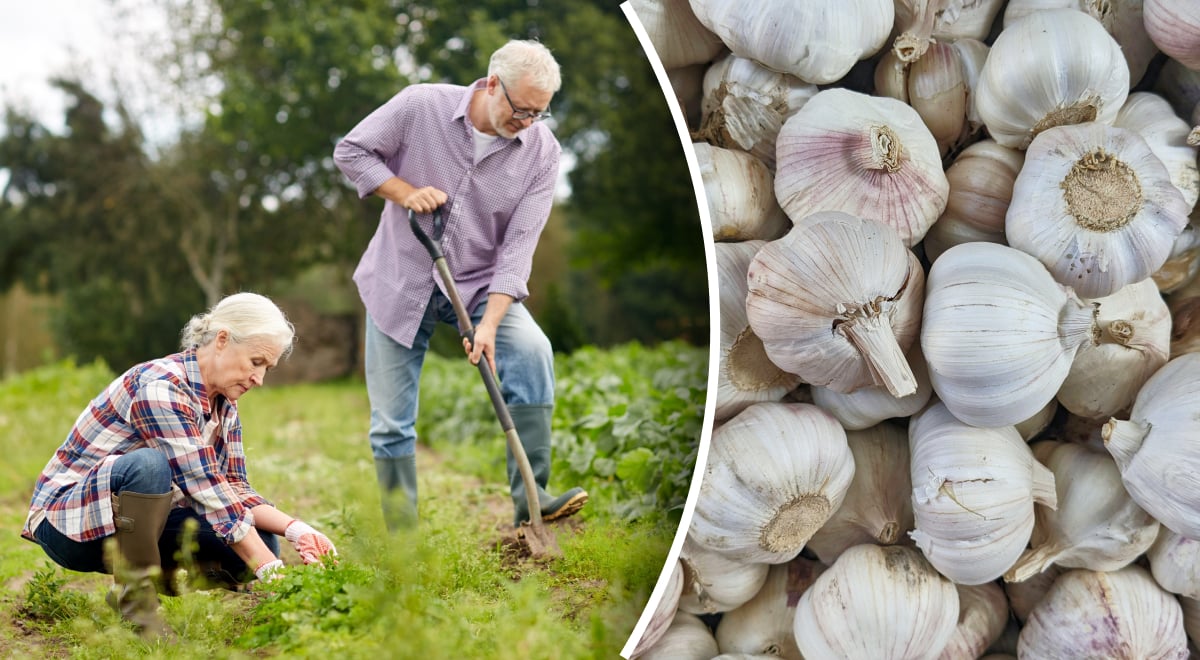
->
[334,88,414,199]
[490,157,559,300]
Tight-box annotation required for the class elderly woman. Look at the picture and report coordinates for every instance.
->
[20,292,337,637]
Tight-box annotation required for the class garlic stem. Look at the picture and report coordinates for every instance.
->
[894,0,941,63]
[1189,126,1200,147]
[835,300,917,397]
[1103,418,1151,466]
[1060,300,1101,350]
[1005,543,1066,583]
[856,125,904,173]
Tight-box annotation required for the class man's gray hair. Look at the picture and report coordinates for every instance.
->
[180,292,296,358]
[488,40,561,93]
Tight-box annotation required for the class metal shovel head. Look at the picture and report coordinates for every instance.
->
[517,520,562,559]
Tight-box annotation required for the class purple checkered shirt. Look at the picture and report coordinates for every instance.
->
[334,78,561,347]
[21,349,268,545]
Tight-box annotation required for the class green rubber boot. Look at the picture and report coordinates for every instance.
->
[105,490,173,639]
[375,455,418,531]
[508,404,588,527]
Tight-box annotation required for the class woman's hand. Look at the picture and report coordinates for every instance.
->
[284,520,338,564]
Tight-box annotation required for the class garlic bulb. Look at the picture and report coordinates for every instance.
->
[695,53,817,170]
[630,558,686,657]
[1005,563,1065,622]
[1154,57,1200,130]
[922,242,1098,428]
[1171,295,1200,356]
[895,0,1008,44]
[746,212,925,398]
[922,139,1024,262]
[698,143,790,242]
[637,610,720,660]
[1057,279,1172,420]
[1148,527,1200,599]
[793,544,960,659]
[1104,353,1200,539]
[809,344,932,431]
[678,533,771,615]
[716,241,802,421]
[805,424,914,565]
[1016,399,1059,442]
[1145,0,1200,71]
[908,401,1058,585]
[1018,566,1189,659]
[690,403,854,564]
[1114,92,1200,211]
[937,582,1009,660]
[668,64,706,132]
[1005,441,1159,582]
[1003,0,1159,86]
[714,556,824,659]
[774,89,949,247]
[688,0,893,84]
[975,9,1129,150]
[629,0,725,70]
[1006,122,1190,299]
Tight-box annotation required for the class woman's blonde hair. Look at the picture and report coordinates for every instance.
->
[488,39,561,93]
[180,292,295,358]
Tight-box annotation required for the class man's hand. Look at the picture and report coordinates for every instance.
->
[465,322,498,375]
[401,185,447,213]
[284,520,338,564]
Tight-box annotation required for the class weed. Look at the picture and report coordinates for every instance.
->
[18,564,89,627]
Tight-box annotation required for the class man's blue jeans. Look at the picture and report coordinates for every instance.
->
[364,289,555,459]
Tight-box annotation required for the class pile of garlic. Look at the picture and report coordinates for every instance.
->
[627,0,1200,658]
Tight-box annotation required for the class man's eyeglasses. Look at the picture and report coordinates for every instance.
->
[497,77,551,122]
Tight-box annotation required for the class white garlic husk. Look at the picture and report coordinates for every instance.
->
[809,344,932,431]
[1006,122,1190,299]
[698,143,790,242]
[895,0,1008,44]
[688,0,893,85]
[1145,0,1200,71]
[1056,279,1172,420]
[716,241,802,422]
[1005,563,1065,622]
[1003,0,1159,86]
[691,402,854,564]
[936,582,1009,660]
[695,53,817,170]
[774,89,949,247]
[1104,353,1200,539]
[678,533,771,615]
[1114,92,1200,211]
[714,556,824,659]
[922,139,1025,262]
[630,558,686,657]
[1148,527,1200,600]
[908,401,1058,585]
[629,0,725,70]
[921,242,1098,428]
[806,424,914,565]
[1005,441,1159,582]
[794,544,960,658]
[638,610,720,660]
[975,9,1129,150]
[668,64,706,132]
[1018,566,1190,659]
[746,212,925,398]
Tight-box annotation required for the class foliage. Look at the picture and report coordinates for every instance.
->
[18,564,89,626]
[238,559,379,651]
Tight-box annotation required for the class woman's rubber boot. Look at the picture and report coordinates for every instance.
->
[508,404,588,527]
[374,455,418,531]
[105,490,173,639]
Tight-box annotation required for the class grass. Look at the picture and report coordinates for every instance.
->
[0,346,702,658]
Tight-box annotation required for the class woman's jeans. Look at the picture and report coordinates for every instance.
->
[33,448,278,582]
[364,290,555,459]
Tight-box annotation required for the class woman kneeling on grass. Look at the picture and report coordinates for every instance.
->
[19,292,338,638]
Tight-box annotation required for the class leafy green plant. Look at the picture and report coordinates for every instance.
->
[238,560,378,651]
[19,564,89,626]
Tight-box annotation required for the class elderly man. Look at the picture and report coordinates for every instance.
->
[334,39,587,530]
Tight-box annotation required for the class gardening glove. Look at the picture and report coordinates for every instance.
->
[255,559,285,582]
[285,520,338,564]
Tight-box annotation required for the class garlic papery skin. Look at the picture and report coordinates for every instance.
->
[921,242,1098,428]
[809,344,932,431]
[1148,527,1200,599]
[793,544,960,659]
[1005,563,1065,622]
[637,611,720,660]
[630,559,686,657]
[714,556,824,659]
[1018,566,1190,659]
[716,241,802,421]
[690,403,854,564]
[678,533,771,615]
[688,0,893,85]
[907,40,989,157]
[1006,122,1191,299]
[1005,441,1159,583]
[923,139,1025,262]
[1115,92,1200,211]
[1056,279,1173,420]
[901,0,1008,43]
[806,424,915,565]
[908,401,1058,585]
[975,9,1129,150]
[1104,353,1200,539]
[629,0,725,70]
[698,143,790,242]
[1003,0,1159,86]
[936,582,1009,660]
[1145,0,1200,71]
[695,53,817,170]
[746,212,925,398]
[774,89,949,247]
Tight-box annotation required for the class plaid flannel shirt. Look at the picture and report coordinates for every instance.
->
[21,349,268,545]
